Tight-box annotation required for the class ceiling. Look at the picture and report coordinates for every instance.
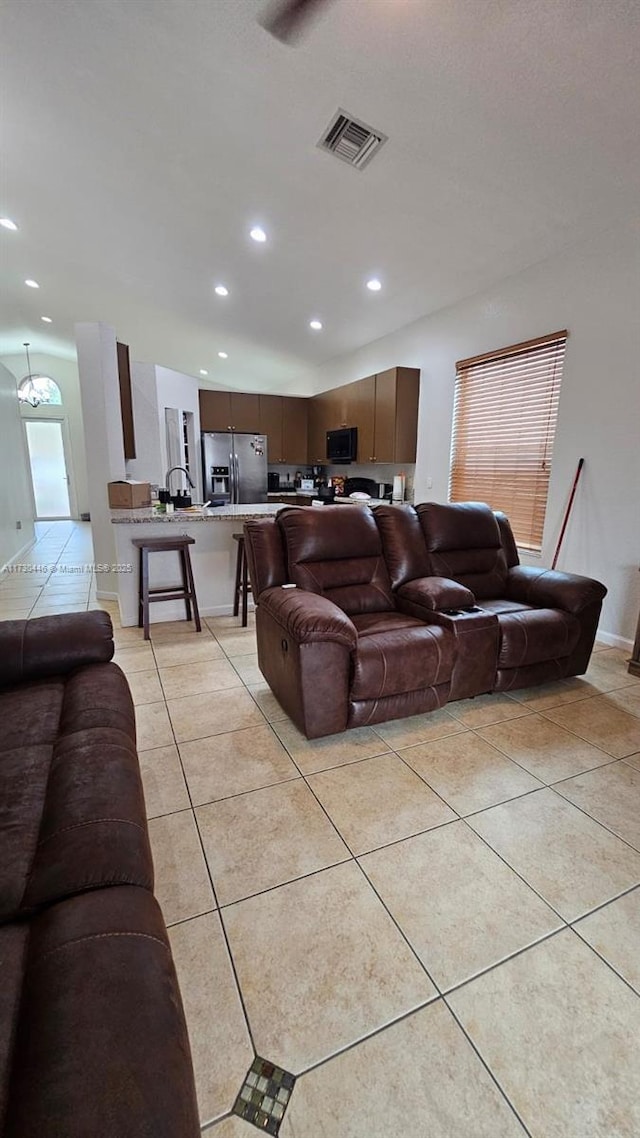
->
[1,0,639,391]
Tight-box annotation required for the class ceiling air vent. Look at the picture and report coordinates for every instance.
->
[317,109,388,170]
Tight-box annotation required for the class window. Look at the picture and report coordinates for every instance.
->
[18,374,63,406]
[449,330,567,552]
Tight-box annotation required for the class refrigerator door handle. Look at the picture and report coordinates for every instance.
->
[234,452,240,504]
[229,450,235,503]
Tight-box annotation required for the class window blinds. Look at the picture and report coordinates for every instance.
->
[450,331,567,552]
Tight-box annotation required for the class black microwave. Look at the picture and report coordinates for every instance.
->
[327,426,357,463]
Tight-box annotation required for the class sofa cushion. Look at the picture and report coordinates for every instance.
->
[351,612,424,637]
[351,621,454,701]
[279,506,395,615]
[397,577,475,611]
[417,502,509,598]
[476,598,533,615]
[0,921,28,1128]
[1,888,200,1138]
[0,745,53,923]
[498,608,581,669]
[373,505,430,588]
[0,680,65,752]
[0,612,113,689]
[0,663,152,923]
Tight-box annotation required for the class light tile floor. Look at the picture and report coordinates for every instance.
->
[3,522,640,1136]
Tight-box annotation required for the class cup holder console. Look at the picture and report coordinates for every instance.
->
[442,605,483,616]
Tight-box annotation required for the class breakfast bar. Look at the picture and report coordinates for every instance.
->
[110,504,283,627]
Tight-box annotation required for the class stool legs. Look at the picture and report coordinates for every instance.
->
[139,547,150,640]
[179,548,193,622]
[233,537,250,628]
[233,539,242,618]
[182,546,201,632]
[241,543,249,628]
[135,540,201,639]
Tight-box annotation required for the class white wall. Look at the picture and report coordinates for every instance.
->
[75,323,126,597]
[0,351,89,518]
[155,366,202,500]
[305,221,640,646]
[126,361,163,486]
[0,362,35,569]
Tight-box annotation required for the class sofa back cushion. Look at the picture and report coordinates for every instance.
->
[243,517,288,597]
[373,505,431,588]
[278,506,395,615]
[417,501,509,598]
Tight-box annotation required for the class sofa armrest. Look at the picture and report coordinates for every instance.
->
[0,611,114,688]
[506,566,607,615]
[397,576,476,611]
[258,587,358,650]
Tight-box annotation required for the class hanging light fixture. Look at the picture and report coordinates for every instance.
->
[19,342,42,407]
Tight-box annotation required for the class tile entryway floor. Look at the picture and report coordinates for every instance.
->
[3,522,640,1136]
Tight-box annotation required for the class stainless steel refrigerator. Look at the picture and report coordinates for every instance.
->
[201,432,268,504]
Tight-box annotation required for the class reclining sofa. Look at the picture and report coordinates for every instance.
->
[0,611,199,1138]
[243,502,607,739]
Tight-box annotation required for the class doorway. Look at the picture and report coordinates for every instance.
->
[24,419,72,519]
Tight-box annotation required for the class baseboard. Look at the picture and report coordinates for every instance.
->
[95,590,119,601]
[116,600,257,627]
[0,536,37,576]
[596,630,633,652]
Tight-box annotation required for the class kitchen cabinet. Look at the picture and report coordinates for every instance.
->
[281,397,308,464]
[307,368,418,465]
[199,390,231,431]
[200,366,419,465]
[231,393,260,432]
[348,376,375,463]
[372,367,420,463]
[199,390,260,433]
[258,396,309,465]
[259,395,283,462]
[307,392,332,464]
[117,341,136,460]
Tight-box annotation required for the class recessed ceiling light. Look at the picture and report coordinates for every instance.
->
[366,278,382,291]
[309,320,323,330]
[25,278,39,289]
[199,368,209,376]
[214,285,229,297]
[0,218,18,231]
[249,226,267,243]
[41,316,52,323]
[218,351,228,359]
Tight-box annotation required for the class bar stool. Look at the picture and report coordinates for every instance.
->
[131,535,201,640]
[233,532,252,627]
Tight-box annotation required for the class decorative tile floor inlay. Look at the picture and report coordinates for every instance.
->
[232,1056,296,1134]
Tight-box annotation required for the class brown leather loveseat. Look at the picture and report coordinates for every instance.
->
[243,502,607,739]
[0,611,199,1138]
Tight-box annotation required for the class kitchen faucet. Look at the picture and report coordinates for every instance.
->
[165,466,195,493]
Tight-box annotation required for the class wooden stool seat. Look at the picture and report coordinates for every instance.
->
[233,532,252,627]
[131,534,201,639]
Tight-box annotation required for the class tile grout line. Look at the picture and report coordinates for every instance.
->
[151,634,261,1060]
[442,996,536,1138]
[545,776,640,857]
[570,911,640,1000]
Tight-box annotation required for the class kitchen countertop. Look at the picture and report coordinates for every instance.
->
[267,492,397,506]
[111,498,408,523]
[110,503,285,523]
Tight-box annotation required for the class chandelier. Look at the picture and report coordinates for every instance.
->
[19,342,42,407]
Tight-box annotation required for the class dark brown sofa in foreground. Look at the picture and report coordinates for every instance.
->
[0,611,199,1138]
[244,502,607,739]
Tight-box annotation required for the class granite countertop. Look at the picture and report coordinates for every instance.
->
[110,503,285,523]
[111,499,409,524]
[267,492,396,506]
